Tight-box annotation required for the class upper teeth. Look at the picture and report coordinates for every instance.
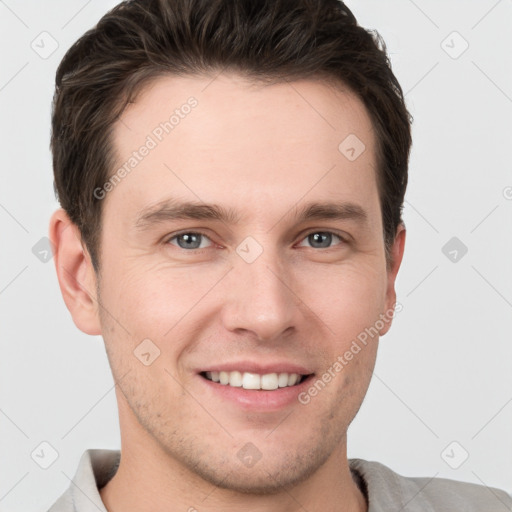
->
[204,371,304,390]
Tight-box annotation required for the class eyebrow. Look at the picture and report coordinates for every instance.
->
[134,197,368,230]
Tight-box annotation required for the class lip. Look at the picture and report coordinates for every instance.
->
[197,370,315,412]
[197,360,313,375]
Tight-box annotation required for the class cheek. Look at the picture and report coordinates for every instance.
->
[103,258,199,322]
[98,260,222,364]
[298,262,387,344]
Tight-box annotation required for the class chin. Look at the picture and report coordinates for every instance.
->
[156,430,336,496]
[185,455,321,495]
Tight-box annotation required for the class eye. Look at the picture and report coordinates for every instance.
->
[297,231,345,249]
[165,230,346,251]
[166,231,213,250]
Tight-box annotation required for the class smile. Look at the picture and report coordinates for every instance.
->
[201,371,310,390]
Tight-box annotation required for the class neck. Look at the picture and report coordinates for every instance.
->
[100,442,367,512]
[100,396,367,512]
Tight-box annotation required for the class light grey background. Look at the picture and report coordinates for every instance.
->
[1,1,511,511]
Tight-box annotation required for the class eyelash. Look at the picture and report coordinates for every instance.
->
[164,230,348,251]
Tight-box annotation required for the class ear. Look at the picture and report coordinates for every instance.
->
[49,208,102,335]
[379,223,406,336]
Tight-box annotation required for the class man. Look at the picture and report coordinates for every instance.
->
[47,0,511,510]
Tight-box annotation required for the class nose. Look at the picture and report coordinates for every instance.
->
[220,244,300,342]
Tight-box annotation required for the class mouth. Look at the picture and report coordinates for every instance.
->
[200,371,314,390]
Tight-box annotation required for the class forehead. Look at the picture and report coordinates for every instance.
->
[106,72,380,229]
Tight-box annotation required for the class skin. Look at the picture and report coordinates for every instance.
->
[49,72,405,512]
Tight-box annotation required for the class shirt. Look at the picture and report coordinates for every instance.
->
[47,449,512,511]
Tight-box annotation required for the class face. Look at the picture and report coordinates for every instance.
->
[91,73,403,493]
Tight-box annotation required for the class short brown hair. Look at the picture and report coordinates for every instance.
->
[51,0,412,273]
